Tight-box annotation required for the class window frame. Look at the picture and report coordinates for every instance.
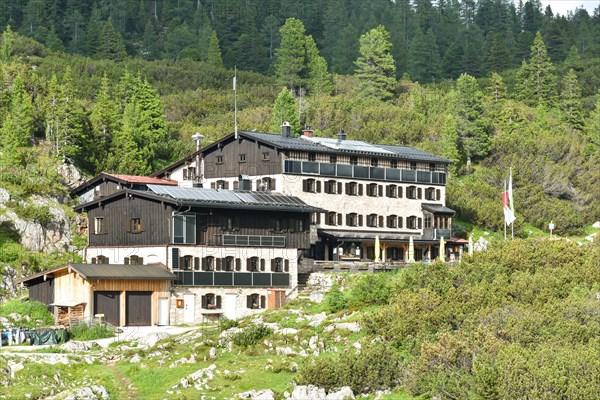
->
[172,213,197,244]
[94,217,106,235]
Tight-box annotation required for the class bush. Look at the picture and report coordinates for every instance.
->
[230,324,272,348]
[0,299,54,328]
[324,284,348,313]
[347,273,393,308]
[219,317,239,331]
[69,323,115,341]
[298,342,403,394]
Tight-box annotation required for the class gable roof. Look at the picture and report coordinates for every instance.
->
[70,172,177,197]
[16,263,175,285]
[151,130,451,178]
[74,187,323,214]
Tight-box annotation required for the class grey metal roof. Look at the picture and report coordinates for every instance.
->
[240,131,451,162]
[421,203,456,215]
[16,263,175,284]
[69,263,175,280]
[146,185,323,213]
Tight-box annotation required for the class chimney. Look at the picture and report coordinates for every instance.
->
[281,121,292,138]
[337,128,347,141]
[302,125,313,137]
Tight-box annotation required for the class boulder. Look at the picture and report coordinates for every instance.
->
[61,341,91,352]
[238,389,275,400]
[308,312,327,327]
[291,385,327,400]
[279,328,298,335]
[324,322,360,333]
[0,187,10,204]
[326,386,355,399]
[130,354,142,363]
[137,331,170,348]
[309,292,325,303]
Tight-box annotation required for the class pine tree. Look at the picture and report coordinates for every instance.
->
[305,35,332,97]
[1,25,13,62]
[560,69,583,130]
[141,21,160,60]
[206,30,224,68]
[354,25,396,101]
[271,87,299,134]
[45,27,65,52]
[274,18,307,94]
[517,32,557,107]
[587,95,600,147]
[106,102,151,175]
[454,73,490,168]
[97,17,127,61]
[1,75,33,151]
[408,27,441,83]
[330,23,359,75]
[487,72,507,105]
[90,73,117,171]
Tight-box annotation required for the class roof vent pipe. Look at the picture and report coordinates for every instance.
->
[281,121,292,138]
[337,128,346,141]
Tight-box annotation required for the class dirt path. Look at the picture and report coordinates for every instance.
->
[106,362,139,400]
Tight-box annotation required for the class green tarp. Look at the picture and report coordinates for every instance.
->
[29,329,68,345]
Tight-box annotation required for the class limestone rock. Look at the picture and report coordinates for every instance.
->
[238,389,275,400]
[291,385,327,400]
[0,187,10,204]
[130,354,142,363]
[309,291,325,303]
[308,312,327,327]
[209,347,217,359]
[279,328,298,335]
[326,386,355,399]
[61,341,92,352]
[324,322,360,333]
[137,331,170,348]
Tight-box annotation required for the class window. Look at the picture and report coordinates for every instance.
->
[125,255,144,265]
[183,167,196,180]
[216,155,224,164]
[93,255,109,264]
[330,155,337,164]
[272,257,289,272]
[346,213,358,227]
[202,293,221,309]
[128,218,143,233]
[350,156,358,165]
[325,180,337,194]
[367,214,378,227]
[247,293,265,309]
[326,212,337,226]
[386,185,397,198]
[180,255,194,271]
[429,163,436,171]
[260,177,274,191]
[202,256,214,271]
[425,187,436,200]
[346,181,361,196]
[239,154,247,162]
[303,178,320,193]
[410,162,417,170]
[262,152,270,161]
[214,180,228,189]
[391,160,398,169]
[94,217,106,235]
[407,186,417,199]
[407,216,417,229]
[424,215,432,229]
[366,183,380,197]
[398,217,403,228]
[224,256,235,271]
[308,152,316,161]
[311,212,321,225]
[387,215,398,228]
[371,158,378,167]
[172,213,196,244]
[247,257,260,272]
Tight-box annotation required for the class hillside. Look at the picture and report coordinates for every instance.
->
[0,238,598,399]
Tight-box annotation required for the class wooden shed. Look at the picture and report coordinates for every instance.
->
[17,263,175,327]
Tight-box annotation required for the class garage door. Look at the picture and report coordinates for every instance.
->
[94,291,121,326]
[126,291,152,326]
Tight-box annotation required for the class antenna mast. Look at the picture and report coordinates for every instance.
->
[234,66,238,139]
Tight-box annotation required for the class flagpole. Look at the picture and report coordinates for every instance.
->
[234,66,238,140]
[503,179,506,240]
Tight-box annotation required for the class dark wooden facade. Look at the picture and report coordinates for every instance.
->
[86,193,312,249]
[27,277,55,310]
[203,137,283,179]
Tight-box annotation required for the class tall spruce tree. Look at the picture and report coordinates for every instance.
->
[408,27,441,83]
[454,73,491,169]
[561,69,583,130]
[1,25,13,62]
[271,87,299,134]
[274,18,307,94]
[354,25,396,101]
[517,32,557,107]
[97,17,127,61]
[206,30,224,68]
[588,95,600,147]
[305,35,333,97]
[90,73,118,171]
[1,74,33,151]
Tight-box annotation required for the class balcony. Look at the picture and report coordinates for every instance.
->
[221,234,286,247]
[173,271,290,287]
[422,228,452,240]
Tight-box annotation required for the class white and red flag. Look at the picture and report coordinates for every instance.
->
[502,169,516,226]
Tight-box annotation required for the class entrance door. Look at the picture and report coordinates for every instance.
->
[223,293,237,320]
[158,297,169,326]
[126,292,152,326]
[183,294,195,324]
[94,291,121,326]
